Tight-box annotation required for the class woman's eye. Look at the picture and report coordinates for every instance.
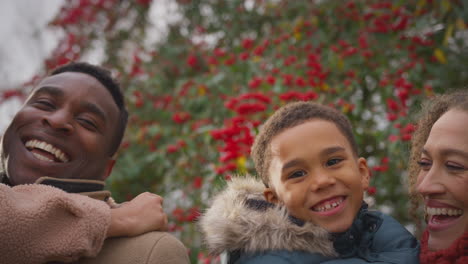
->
[326,158,343,167]
[288,170,306,179]
[446,162,466,171]
[417,160,432,171]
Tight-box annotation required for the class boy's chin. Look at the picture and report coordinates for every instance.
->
[320,219,354,233]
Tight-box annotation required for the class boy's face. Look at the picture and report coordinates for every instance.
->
[264,119,369,233]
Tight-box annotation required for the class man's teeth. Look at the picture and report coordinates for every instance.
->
[426,207,463,216]
[25,139,69,162]
[313,197,344,212]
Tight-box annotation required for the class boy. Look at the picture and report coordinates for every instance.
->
[200,102,419,263]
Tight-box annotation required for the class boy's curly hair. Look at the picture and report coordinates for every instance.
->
[251,101,358,187]
[408,90,468,235]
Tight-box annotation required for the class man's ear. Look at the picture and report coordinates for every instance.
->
[264,187,279,204]
[102,159,116,180]
[358,157,370,190]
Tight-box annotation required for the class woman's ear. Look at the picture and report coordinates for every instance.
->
[358,157,370,190]
[264,187,279,204]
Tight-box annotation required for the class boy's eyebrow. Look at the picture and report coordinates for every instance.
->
[281,146,346,173]
[320,146,346,156]
[282,159,305,173]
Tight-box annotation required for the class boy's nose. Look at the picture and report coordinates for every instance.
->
[416,166,445,196]
[42,110,74,135]
[309,172,336,192]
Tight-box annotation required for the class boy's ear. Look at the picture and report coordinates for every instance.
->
[358,157,370,190]
[264,187,279,204]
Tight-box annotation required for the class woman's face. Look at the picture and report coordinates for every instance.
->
[416,109,468,250]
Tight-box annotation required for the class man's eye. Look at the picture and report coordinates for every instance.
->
[326,158,343,167]
[78,118,98,130]
[34,100,55,110]
[417,159,432,171]
[288,170,306,179]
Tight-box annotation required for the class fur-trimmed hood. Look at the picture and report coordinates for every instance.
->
[199,177,337,257]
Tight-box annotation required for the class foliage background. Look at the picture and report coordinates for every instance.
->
[1,0,468,263]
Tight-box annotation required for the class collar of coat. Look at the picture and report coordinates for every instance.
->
[1,173,111,202]
[34,176,111,202]
[199,176,338,257]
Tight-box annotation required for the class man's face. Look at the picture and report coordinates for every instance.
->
[1,72,119,185]
[264,120,369,233]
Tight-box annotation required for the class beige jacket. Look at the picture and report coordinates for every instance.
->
[0,177,190,264]
[0,182,111,264]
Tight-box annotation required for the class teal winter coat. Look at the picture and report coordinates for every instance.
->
[200,177,419,264]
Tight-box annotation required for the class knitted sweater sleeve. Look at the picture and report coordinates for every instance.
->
[0,183,111,264]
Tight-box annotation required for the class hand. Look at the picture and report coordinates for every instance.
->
[107,192,168,237]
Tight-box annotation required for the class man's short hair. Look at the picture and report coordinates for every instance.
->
[51,62,128,155]
[251,101,358,187]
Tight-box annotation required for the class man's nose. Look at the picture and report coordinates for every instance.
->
[42,110,74,134]
[417,166,445,196]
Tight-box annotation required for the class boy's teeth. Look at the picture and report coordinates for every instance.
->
[313,197,344,212]
[426,207,463,216]
[25,139,69,162]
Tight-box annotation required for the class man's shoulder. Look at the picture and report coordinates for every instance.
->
[76,231,189,264]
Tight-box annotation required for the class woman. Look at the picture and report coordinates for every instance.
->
[408,90,468,263]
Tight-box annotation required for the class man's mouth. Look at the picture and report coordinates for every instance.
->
[25,139,70,163]
[311,196,345,212]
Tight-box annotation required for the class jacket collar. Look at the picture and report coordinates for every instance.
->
[1,174,110,202]
[199,176,337,257]
[332,202,381,257]
[34,176,111,202]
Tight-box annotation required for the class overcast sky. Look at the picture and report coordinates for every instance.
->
[0,0,63,90]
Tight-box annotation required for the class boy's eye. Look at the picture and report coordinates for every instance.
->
[326,158,343,167]
[417,159,432,171]
[288,170,306,179]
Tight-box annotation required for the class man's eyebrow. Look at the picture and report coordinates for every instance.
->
[33,86,64,97]
[80,101,107,121]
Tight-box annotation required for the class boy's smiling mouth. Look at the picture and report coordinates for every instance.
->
[311,196,345,212]
[25,139,70,163]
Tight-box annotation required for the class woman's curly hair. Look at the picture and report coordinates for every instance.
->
[408,90,468,235]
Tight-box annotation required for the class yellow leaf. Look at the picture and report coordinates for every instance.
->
[236,156,247,174]
[415,0,426,15]
[198,85,207,96]
[337,57,344,70]
[311,16,318,26]
[443,23,454,46]
[434,49,447,64]
[320,83,329,92]
[294,32,302,41]
[456,18,466,30]
[441,0,451,13]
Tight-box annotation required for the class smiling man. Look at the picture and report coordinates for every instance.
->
[0,62,189,264]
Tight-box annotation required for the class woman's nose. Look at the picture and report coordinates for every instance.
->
[417,166,445,196]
